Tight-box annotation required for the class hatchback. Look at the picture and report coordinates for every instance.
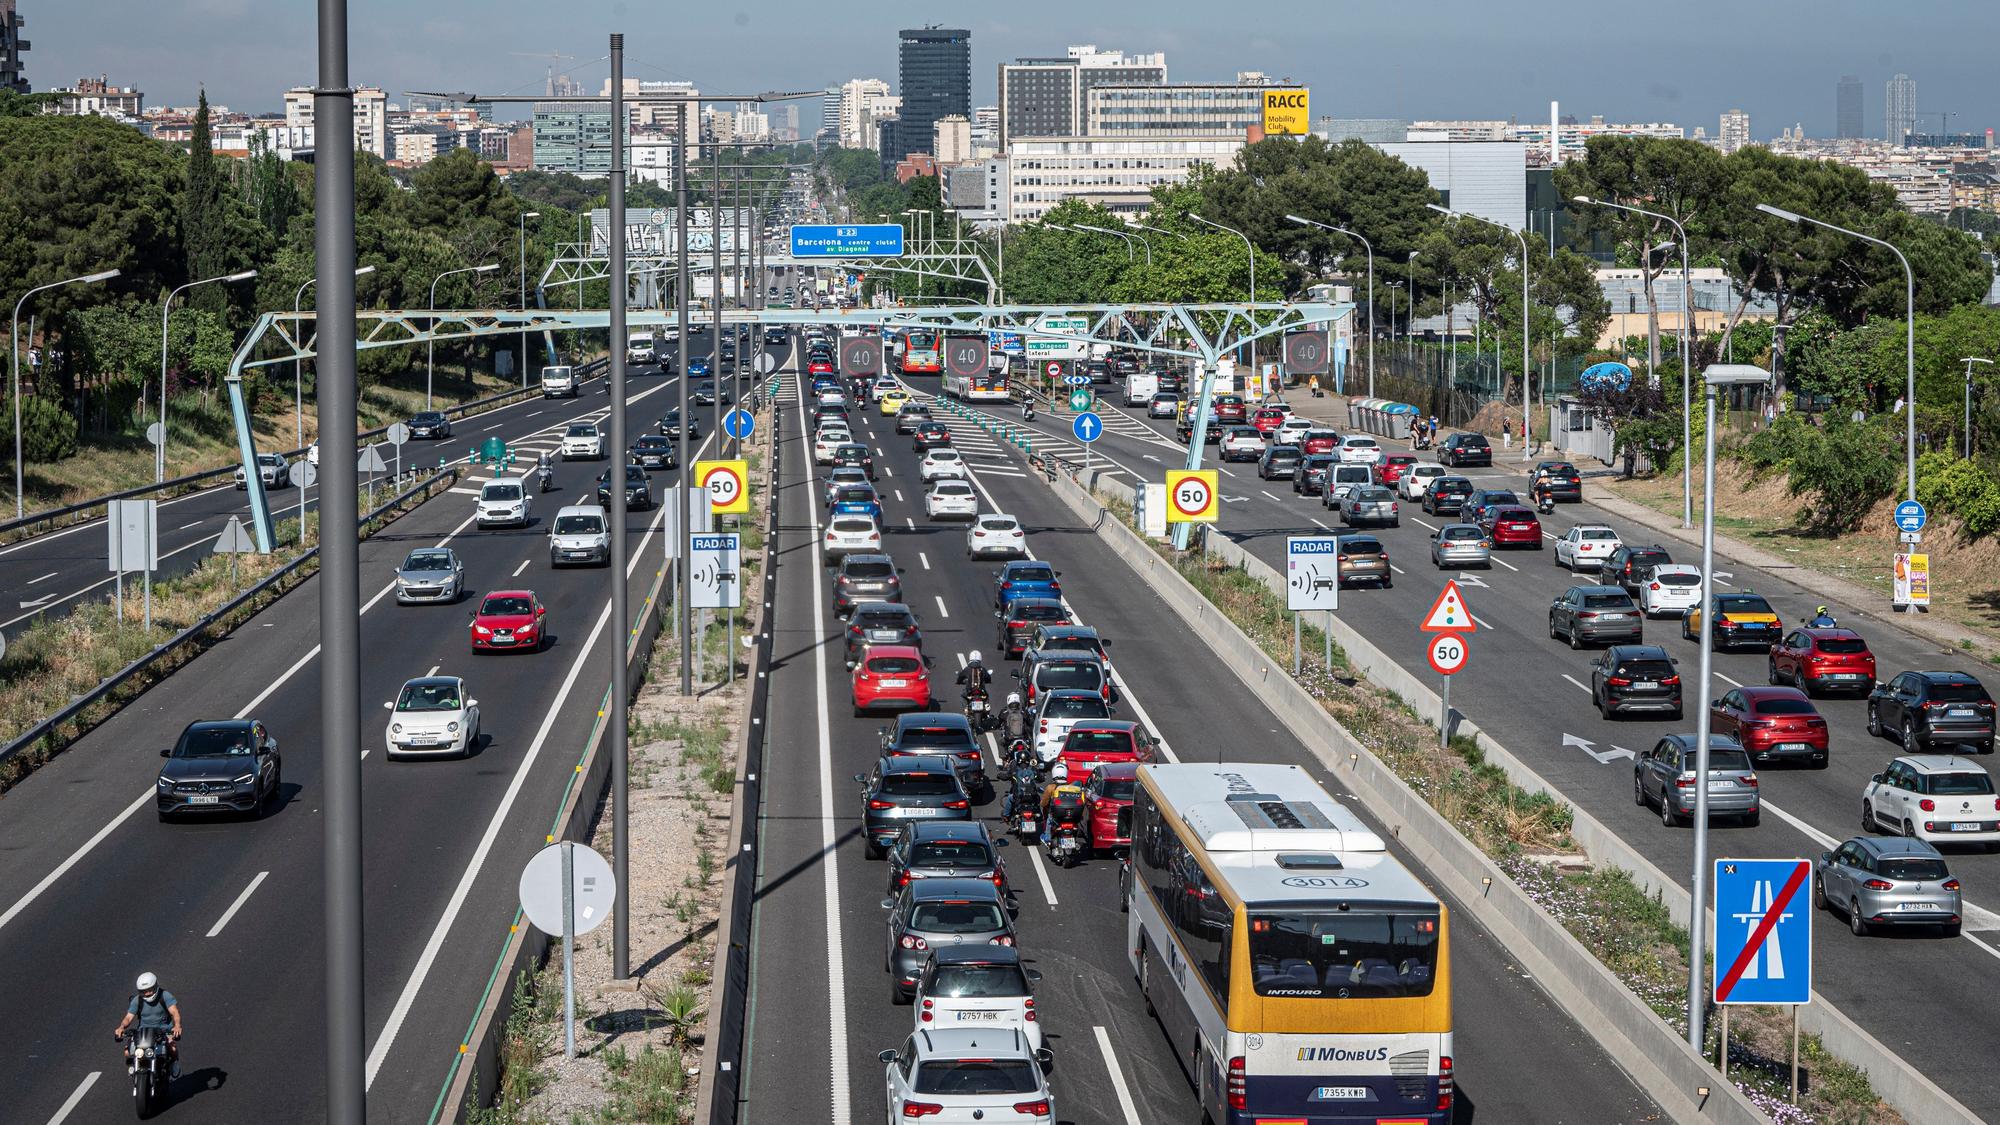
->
[1710,686,1829,767]
[1429,524,1491,569]
[876,1028,1052,1119]
[1031,689,1113,763]
[1299,429,1340,456]
[881,879,1017,1001]
[1400,463,1448,502]
[1769,629,1877,696]
[1212,394,1247,423]
[1335,535,1391,588]
[845,602,923,664]
[925,479,980,521]
[1555,525,1621,571]
[831,442,877,479]
[833,554,904,617]
[853,646,933,716]
[1549,585,1643,649]
[913,422,953,452]
[1147,392,1179,418]
[1337,434,1383,465]
[1481,505,1543,549]
[1463,489,1521,526]
[887,821,1009,897]
[1251,408,1287,436]
[1633,734,1760,827]
[1047,721,1156,784]
[470,590,548,653]
[919,449,968,482]
[1591,645,1682,719]
[1440,432,1492,467]
[1604,544,1674,596]
[1868,671,1996,754]
[966,514,1028,559]
[1638,563,1702,617]
[993,561,1061,609]
[1340,486,1400,528]
[1861,755,2000,845]
[912,948,1044,1051]
[1816,836,1962,937]
[1258,444,1304,480]
[855,755,972,860]
[1378,453,1418,487]
[995,598,1072,657]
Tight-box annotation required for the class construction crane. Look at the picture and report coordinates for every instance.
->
[510,51,578,97]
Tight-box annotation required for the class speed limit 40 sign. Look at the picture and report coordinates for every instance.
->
[695,458,750,514]
[1164,470,1219,524]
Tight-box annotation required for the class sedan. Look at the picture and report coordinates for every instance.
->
[408,410,451,439]
[852,645,933,716]
[846,603,924,665]
[1817,836,1962,937]
[156,719,283,820]
[657,409,701,441]
[395,546,465,604]
[913,422,953,452]
[1549,585,1643,649]
[470,590,548,653]
[925,479,980,521]
[966,514,1027,559]
[629,435,677,470]
[1768,628,1877,696]
[1428,524,1491,569]
[1340,486,1400,528]
[382,675,481,759]
[831,485,884,523]
[854,754,972,860]
[1555,524,1621,571]
[919,449,969,482]
[595,464,655,510]
[1710,686,1829,767]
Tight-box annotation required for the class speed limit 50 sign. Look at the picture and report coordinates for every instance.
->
[695,458,750,514]
[1164,470,1219,524]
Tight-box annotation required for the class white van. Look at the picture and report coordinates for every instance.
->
[1123,370,1159,407]
[626,333,656,364]
[540,365,577,398]
[548,504,610,567]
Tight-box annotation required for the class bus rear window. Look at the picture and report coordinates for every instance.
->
[1248,911,1440,998]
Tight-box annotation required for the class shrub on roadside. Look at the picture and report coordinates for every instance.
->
[1785,422,1899,533]
[1916,450,2000,537]
[0,394,80,463]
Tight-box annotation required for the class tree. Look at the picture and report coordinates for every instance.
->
[505,169,604,214]
[1785,421,1901,533]
[180,89,231,313]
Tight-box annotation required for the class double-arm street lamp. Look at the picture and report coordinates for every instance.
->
[427,263,500,409]
[1429,203,1530,459]
[1285,214,1374,396]
[1190,213,1258,373]
[295,265,376,450]
[518,211,541,387]
[13,268,120,517]
[159,269,258,482]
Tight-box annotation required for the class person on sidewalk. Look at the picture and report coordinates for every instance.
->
[1502,418,1512,448]
[1309,374,1322,399]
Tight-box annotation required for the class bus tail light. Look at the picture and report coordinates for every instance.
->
[1438,1054,1454,1111]
[1226,1056,1246,1110]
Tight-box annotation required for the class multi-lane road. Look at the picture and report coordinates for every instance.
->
[738,369,1663,1124]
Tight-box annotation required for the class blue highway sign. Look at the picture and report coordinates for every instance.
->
[1072,412,1103,444]
[789,224,905,258]
[1063,374,1092,386]
[1712,858,1812,1006]
[723,409,755,440]
[1894,500,1927,533]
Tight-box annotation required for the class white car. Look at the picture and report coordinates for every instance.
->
[878,1029,1052,1125]
[1219,427,1265,462]
[872,378,902,402]
[967,514,1027,559]
[1033,690,1112,764]
[1640,563,1704,617]
[910,951,1046,1051]
[561,422,605,460]
[1337,434,1383,465]
[813,430,853,464]
[1556,524,1622,571]
[1147,394,1179,418]
[381,675,480,759]
[1862,755,2000,845]
[625,334,655,364]
[919,449,969,482]
[822,514,882,561]
[1399,463,1447,501]
[1275,417,1314,444]
[925,479,979,520]
[475,478,532,527]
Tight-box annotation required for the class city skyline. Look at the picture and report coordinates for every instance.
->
[20,0,2000,139]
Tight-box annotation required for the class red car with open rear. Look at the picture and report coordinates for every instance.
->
[1767,628,1877,696]
[1081,762,1140,853]
[851,644,932,716]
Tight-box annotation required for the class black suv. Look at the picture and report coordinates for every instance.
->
[1533,460,1583,502]
[854,754,970,859]
[832,442,877,480]
[996,597,1073,657]
[408,410,451,439]
[1604,544,1674,596]
[1258,444,1304,480]
[1421,476,1474,515]
[833,554,903,616]
[595,464,654,509]
[629,435,677,470]
[1590,645,1683,719]
[1440,432,1492,467]
[1868,671,1997,754]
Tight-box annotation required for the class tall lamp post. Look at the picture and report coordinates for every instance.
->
[159,269,257,482]
[1407,250,1421,367]
[294,265,376,450]
[518,210,541,387]
[426,263,499,409]
[1757,202,1918,502]
[1964,356,1994,456]
[1286,214,1373,396]
[1079,223,1147,266]
[1429,203,1530,460]
[13,268,120,518]
[1190,213,1256,373]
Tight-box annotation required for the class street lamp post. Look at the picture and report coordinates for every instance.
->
[159,269,257,482]
[1407,250,1420,368]
[427,263,500,409]
[1285,215,1374,397]
[13,268,120,518]
[1190,214,1256,373]
[518,210,541,387]
[294,266,376,451]
[1430,203,1530,460]
[1964,357,1994,456]
[1079,223,1145,265]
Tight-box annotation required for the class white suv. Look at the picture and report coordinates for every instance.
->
[1862,755,2000,844]
[1640,563,1703,616]
[878,1028,1053,1124]
[1399,463,1446,502]
[1556,524,1621,571]
[561,422,605,460]
[475,478,532,527]
[919,449,968,482]
[822,515,881,561]
[1337,434,1384,465]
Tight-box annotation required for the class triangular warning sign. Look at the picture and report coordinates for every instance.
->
[1419,580,1476,633]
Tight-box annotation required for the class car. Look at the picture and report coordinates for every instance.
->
[880,389,911,415]
[886,821,1009,897]
[910,947,1044,1052]
[1709,686,1829,767]
[823,515,882,562]
[395,546,466,603]
[234,452,292,490]
[1030,689,1112,763]
[657,409,701,441]
[1439,432,1493,467]
[1378,453,1418,486]
[1862,755,2000,846]
[1604,544,1674,596]
[1047,720,1155,784]
[925,479,979,521]
[1016,648,1111,707]
[1591,644,1683,720]
[1274,417,1314,444]
[1400,463,1447,502]
[966,514,1028,559]
[407,410,452,440]
[1867,671,1996,754]
[896,403,934,434]
[831,484,884,523]
[846,602,924,664]
[1462,489,1521,526]
[307,442,319,466]
[853,645,934,715]
[833,553,904,617]
[913,422,954,452]
[1258,444,1305,481]
[881,877,1020,1005]
[1219,426,1266,463]
[1421,474,1474,515]
[823,467,872,506]
[470,589,548,653]
[816,387,848,409]
[1027,624,1111,674]
[877,1028,1053,1120]
[880,713,986,793]
[1638,562,1703,617]
[854,754,972,861]
[1286,453,1335,496]
[1320,463,1376,506]
[808,401,844,424]
[1176,414,1222,445]
[1080,762,1140,853]
[1429,523,1492,569]
[1633,733,1760,827]
[1816,836,1963,937]
[595,464,655,510]
[994,597,1072,658]
[629,435,677,470]
[561,422,605,460]
[688,356,713,379]
[1250,407,1287,436]
[1555,524,1621,571]
[155,719,283,820]
[993,561,1060,610]
[1768,628,1877,696]
[763,326,787,345]
[475,478,532,527]
[1211,394,1247,423]
[381,675,481,759]
[1480,505,1543,549]
[1298,429,1339,456]
[544,504,610,568]
[1340,486,1400,528]
[1683,591,1782,650]
[1531,460,1584,503]
[813,430,853,464]
[1334,535,1391,587]
[1147,392,1180,418]
[1549,584,1643,649]
[919,449,969,483]
[1336,434,1383,465]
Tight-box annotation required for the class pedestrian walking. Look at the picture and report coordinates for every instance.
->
[1309,374,1322,399]
[1502,418,1512,448]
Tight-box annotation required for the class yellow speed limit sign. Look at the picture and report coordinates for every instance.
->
[1164,470,1219,523]
[695,458,750,514]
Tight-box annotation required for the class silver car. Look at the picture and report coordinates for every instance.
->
[1633,733,1760,827]
[394,547,465,604]
[1340,486,1400,528]
[1815,836,1962,937]
[1429,523,1491,569]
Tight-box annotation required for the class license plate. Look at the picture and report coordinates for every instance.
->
[188,794,221,805]
[870,631,898,641]
[880,679,908,687]
[1314,1086,1369,1100]
[1709,780,1735,788]
[1774,743,1812,753]
[954,1011,1001,1022]
[899,807,939,818]
[1632,681,1655,688]
[1742,622,1767,629]
[1948,708,1975,718]
[1951,822,1983,832]
[1898,902,1933,910]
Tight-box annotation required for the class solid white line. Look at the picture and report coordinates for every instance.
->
[934,595,950,619]
[1470,614,1494,630]
[512,559,531,577]
[1759,800,1836,849]
[27,570,55,583]
[180,520,203,530]
[44,1071,99,1125]
[918,552,930,571]
[1093,1026,1145,1125]
[205,870,271,937]
[426,664,441,677]
[1561,673,1591,694]
[1413,517,1440,532]
[0,789,152,933]
[1023,839,1059,907]
[1261,490,1284,503]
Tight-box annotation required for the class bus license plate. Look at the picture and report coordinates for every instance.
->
[1313,1086,1369,1100]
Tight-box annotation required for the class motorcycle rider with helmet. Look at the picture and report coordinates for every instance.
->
[1809,604,1838,628]
[956,650,993,722]
[114,972,182,1079]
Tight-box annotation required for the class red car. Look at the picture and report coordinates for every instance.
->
[807,359,834,376]
[1767,628,1877,696]
[470,590,547,653]
[1251,408,1287,436]
[851,644,932,715]
[1379,454,1417,486]
[1709,685,1829,767]
[1300,430,1339,456]
[1081,762,1140,853]
[1047,720,1157,784]
[1212,395,1248,423]
[1480,505,1543,549]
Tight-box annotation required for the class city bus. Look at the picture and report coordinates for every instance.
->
[942,366,1011,403]
[900,329,942,375]
[1125,763,1453,1125]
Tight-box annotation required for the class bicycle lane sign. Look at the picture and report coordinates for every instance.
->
[1712,858,1812,1005]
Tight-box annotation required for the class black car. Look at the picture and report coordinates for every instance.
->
[1868,671,1997,754]
[895,404,933,434]
[658,409,702,441]
[834,553,903,616]
[156,719,283,820]
[995,597,1073,657]
[1440,432,1493,467]
[629,435,677,470]
[832,442,877,479]
[880,712,985,794]
[886,820,1009,896]
[1258,444,1304,480]
[1533,460,1583,502]
[595,464,654,509]
[1591,645,1683,719]
[1462,489,1521,526]
[1421,475,1475,515]
[763,326,788,345]
[913,422,953,451]
[846,601,922,664]
[1604,544,1674,595]
[1083,358,1113,384]
[854,754,971,860]
[1293,453,1338,495]
[408,410,451,439]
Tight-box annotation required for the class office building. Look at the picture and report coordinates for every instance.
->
[51,75,144,119]
[1318,118,1411,144]
[834,77,891,149]
[997,45,1167,151]
[1,0,25,96]
[532,101,614,175]
[1085,80,1271,138]
[1718,108,1750,153]
[894,26,971,159]
[776,104,799,142]
[1885,73,1916,145]
[1376,140,1526,230]
[1409,120,1510,142]
[817,85,840,146]
[1837,75,1863,140]
[934,115,972,164]
[1004,135,1245,221]
[285,85,388,159]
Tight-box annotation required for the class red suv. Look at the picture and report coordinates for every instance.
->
[1479,505,1543,549]
[1212,395,1247,423]
[1767,628,1877,696]
[1047,721,1156,784]
[1081,762,1140,853]
[1300,430,1339,456]
[1709,686,1829,767]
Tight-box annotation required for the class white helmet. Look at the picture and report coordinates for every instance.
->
[136,972,158,992]
[969,650,983,663]
[1006,692,1021,706]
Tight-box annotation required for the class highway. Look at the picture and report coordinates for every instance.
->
[980,378,2000,1116]
[738,365,1663,1124]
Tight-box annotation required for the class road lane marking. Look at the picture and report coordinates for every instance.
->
[179,520,203,530]
[1492,557,1520,572]
[44,1071,99,1125]
[27,570,55,583]
[1715,672,1744,687]
[918,552,930,570]
[1311,517,1331,529]
[1562,674,1591,694]
[1414,518,1440,532]
[512,559,531,577]
[482,423,503,431]
[205,870,270,937]
[1261,490,1284,503]
[894,489,905,503]
[1023,838,1059,907]
[1389,563,1406,575]
[934,596,950,619]
[426,665,440,677]
[1093,1026,1144,1125]
[1471,614,1494,630]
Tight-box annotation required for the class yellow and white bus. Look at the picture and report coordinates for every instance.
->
[1125,763,1453,1125]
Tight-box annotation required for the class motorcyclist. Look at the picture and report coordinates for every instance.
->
[1021,396,1036,421]
[535,452,555,492]
[1038,782,1090,847]
[1533,473,1556,514]
[1809,605,1838,628]
[999,746,1042,825]
[113,972,181,1079]
[997,691,1032,750]
[956,651,992,706]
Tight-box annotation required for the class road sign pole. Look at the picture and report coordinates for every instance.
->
[608,30,631,982]
[1791,1006,1800,1103]
[1293,612,1301,676]
[562,840,577,1059]
[1324,611,1333,671]
[1441,673,1450,749]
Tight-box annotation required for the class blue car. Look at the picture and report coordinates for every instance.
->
[688,356,712,379]
[993,560,1061,611]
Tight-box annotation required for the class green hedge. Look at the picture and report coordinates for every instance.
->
[1917,450,2000,537]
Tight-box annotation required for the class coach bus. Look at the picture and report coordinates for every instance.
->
[942,366,1011,403]
[1125,763,1453,1125]
[899,328,942,375]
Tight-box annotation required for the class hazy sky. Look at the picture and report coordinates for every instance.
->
[25,0,2000,139]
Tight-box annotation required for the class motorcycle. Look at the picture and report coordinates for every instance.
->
[964,688,991,732]
[124,1027,172,1117]
[1047,820,1085,868]
[1004,758,1041,838]
[1021,400,1036,422]
[1536,491,1556,515]
[534,454,556,493]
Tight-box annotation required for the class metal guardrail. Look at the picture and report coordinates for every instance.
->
[0,467,458,770]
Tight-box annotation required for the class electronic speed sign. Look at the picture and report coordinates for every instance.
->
[945,336,989,377]
[1164,470,1219,524]
[695,459,750,514]
[1284,330,1330,375]
[839,336,882,376]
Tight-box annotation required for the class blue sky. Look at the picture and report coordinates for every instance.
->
[26,0,2000,139]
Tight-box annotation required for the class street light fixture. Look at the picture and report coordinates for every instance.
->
[427,263,500,409]
[518,211,541,388]
[159,269,257,482]
[1430,203,1531,459]
[13,268,120,517]
[1134,220,1190,244]
[1190,214,1257,373]
[1079,223,1146,266]
[1286,214,1375,396]
[1964,357,1994,457]
[294,265,376,451]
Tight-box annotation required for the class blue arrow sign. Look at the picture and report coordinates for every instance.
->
[1712,858,1812,1006]
[723,409,755,440]
[1894,499,1927,533]
[1072,411,1103,444]
[1063,374,1091,386]
[789,224,904,258]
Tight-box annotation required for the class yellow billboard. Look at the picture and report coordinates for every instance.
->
[1262,89,1310,135]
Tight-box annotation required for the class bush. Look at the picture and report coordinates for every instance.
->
[0,394,80,463]
[1741,413,1818,473]
[1917,450,2000,536]
[1785,422,1898,533]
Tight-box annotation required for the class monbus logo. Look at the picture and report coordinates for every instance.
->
[1297,1046,1390,1062]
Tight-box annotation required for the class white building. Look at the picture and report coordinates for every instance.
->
[1718,109,1750,153]
[1374,140,1526,230]
[857,90,901,151]
[835,77,892,149]
[284,85,388,159]
[933,115,972,164]
[733,108,770,142]
[1005,135,1244,221]
[1409,120,1509,142]
[51,75,143,120]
